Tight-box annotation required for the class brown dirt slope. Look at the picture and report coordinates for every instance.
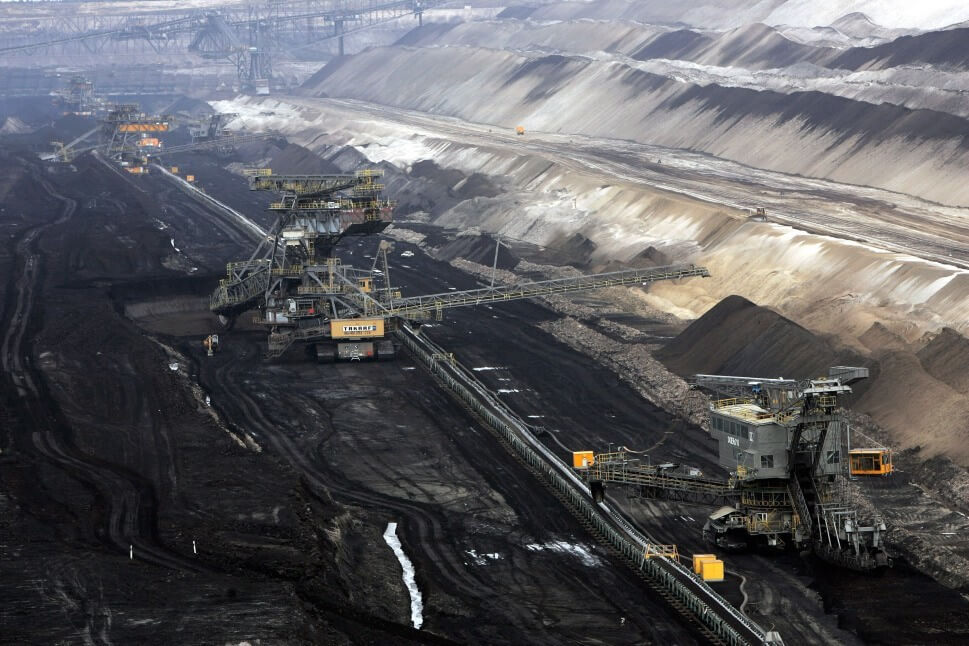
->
[855,351,969,462]
[656,294,868,380]
[917,327,969,395]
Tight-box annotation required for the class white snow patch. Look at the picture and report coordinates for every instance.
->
[496,388,520,393]
[383,522,423,630]
[350,135,437,168]
[765,0,969,30]
[526,541,604,567]
[465,549,503,565]
[472,366,505,371]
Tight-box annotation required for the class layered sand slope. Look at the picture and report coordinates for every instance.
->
[301,45,969,207]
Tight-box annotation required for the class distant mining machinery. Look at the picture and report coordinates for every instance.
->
[100,103,173,173]
[53,75,102,117]
[189,112,239,143]
[156,112,272,158]
[44,103,266,167]
[210,171,712,360]
[44,101,169,167]
[0,1,448,93]
[575,366,891,573]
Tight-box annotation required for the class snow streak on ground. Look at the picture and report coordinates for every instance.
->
[383,522,423,630]
[526,541,604,567]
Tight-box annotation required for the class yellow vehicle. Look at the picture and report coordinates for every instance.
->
[849,448,893,476]
[515,125,525,135]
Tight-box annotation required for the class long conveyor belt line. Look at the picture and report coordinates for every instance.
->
[396,324,781,646]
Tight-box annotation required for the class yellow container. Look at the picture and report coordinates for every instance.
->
[186,175,195,182]
[692,554,717,574]
[572,451,595,469]
[701,559,724,582]
[170,166,179,173]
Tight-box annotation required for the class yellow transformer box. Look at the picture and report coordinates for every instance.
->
[692,554,717,574]
[701,559,724,582]
[572,451,595,468]
[330,318,385,339]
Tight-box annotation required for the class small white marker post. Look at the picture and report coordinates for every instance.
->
[129,544,133,560]
[192,540,197,555]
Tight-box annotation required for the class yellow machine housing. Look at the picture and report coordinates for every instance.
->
[701,559,724,582]
[330,318,385,339]
[692,554,717,574]
[849,448,893,476]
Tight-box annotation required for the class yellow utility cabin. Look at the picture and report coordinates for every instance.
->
[849,448,893,476]
[516,125,525,135]
[170,166,179,173]
[572,451,595,469]
[186,175,195,182]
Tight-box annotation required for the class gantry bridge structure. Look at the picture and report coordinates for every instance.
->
[0,0,443,89]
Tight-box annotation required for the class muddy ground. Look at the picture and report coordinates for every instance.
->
[0,130,697,643]
[3,103,969,645]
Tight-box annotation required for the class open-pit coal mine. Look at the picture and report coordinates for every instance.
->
[4,2,969,645]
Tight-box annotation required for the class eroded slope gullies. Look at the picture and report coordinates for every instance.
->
[515,0,969,31]
[299,43,969,208]
[393,14,969,118]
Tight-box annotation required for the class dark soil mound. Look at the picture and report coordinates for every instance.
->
[859,321,909,353]
[162,95,215,118]
[268,143,341,174]
[394,22,459,47]
[917,327,969,394]
[435,234,519,270]
[542,232,597,268]
[410,158,464,185]
[657,295,869,380]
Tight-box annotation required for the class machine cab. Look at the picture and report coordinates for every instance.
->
[849,448,893,476]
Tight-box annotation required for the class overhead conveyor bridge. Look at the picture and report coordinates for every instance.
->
[582,451,737,504]
[379,264,711,319]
